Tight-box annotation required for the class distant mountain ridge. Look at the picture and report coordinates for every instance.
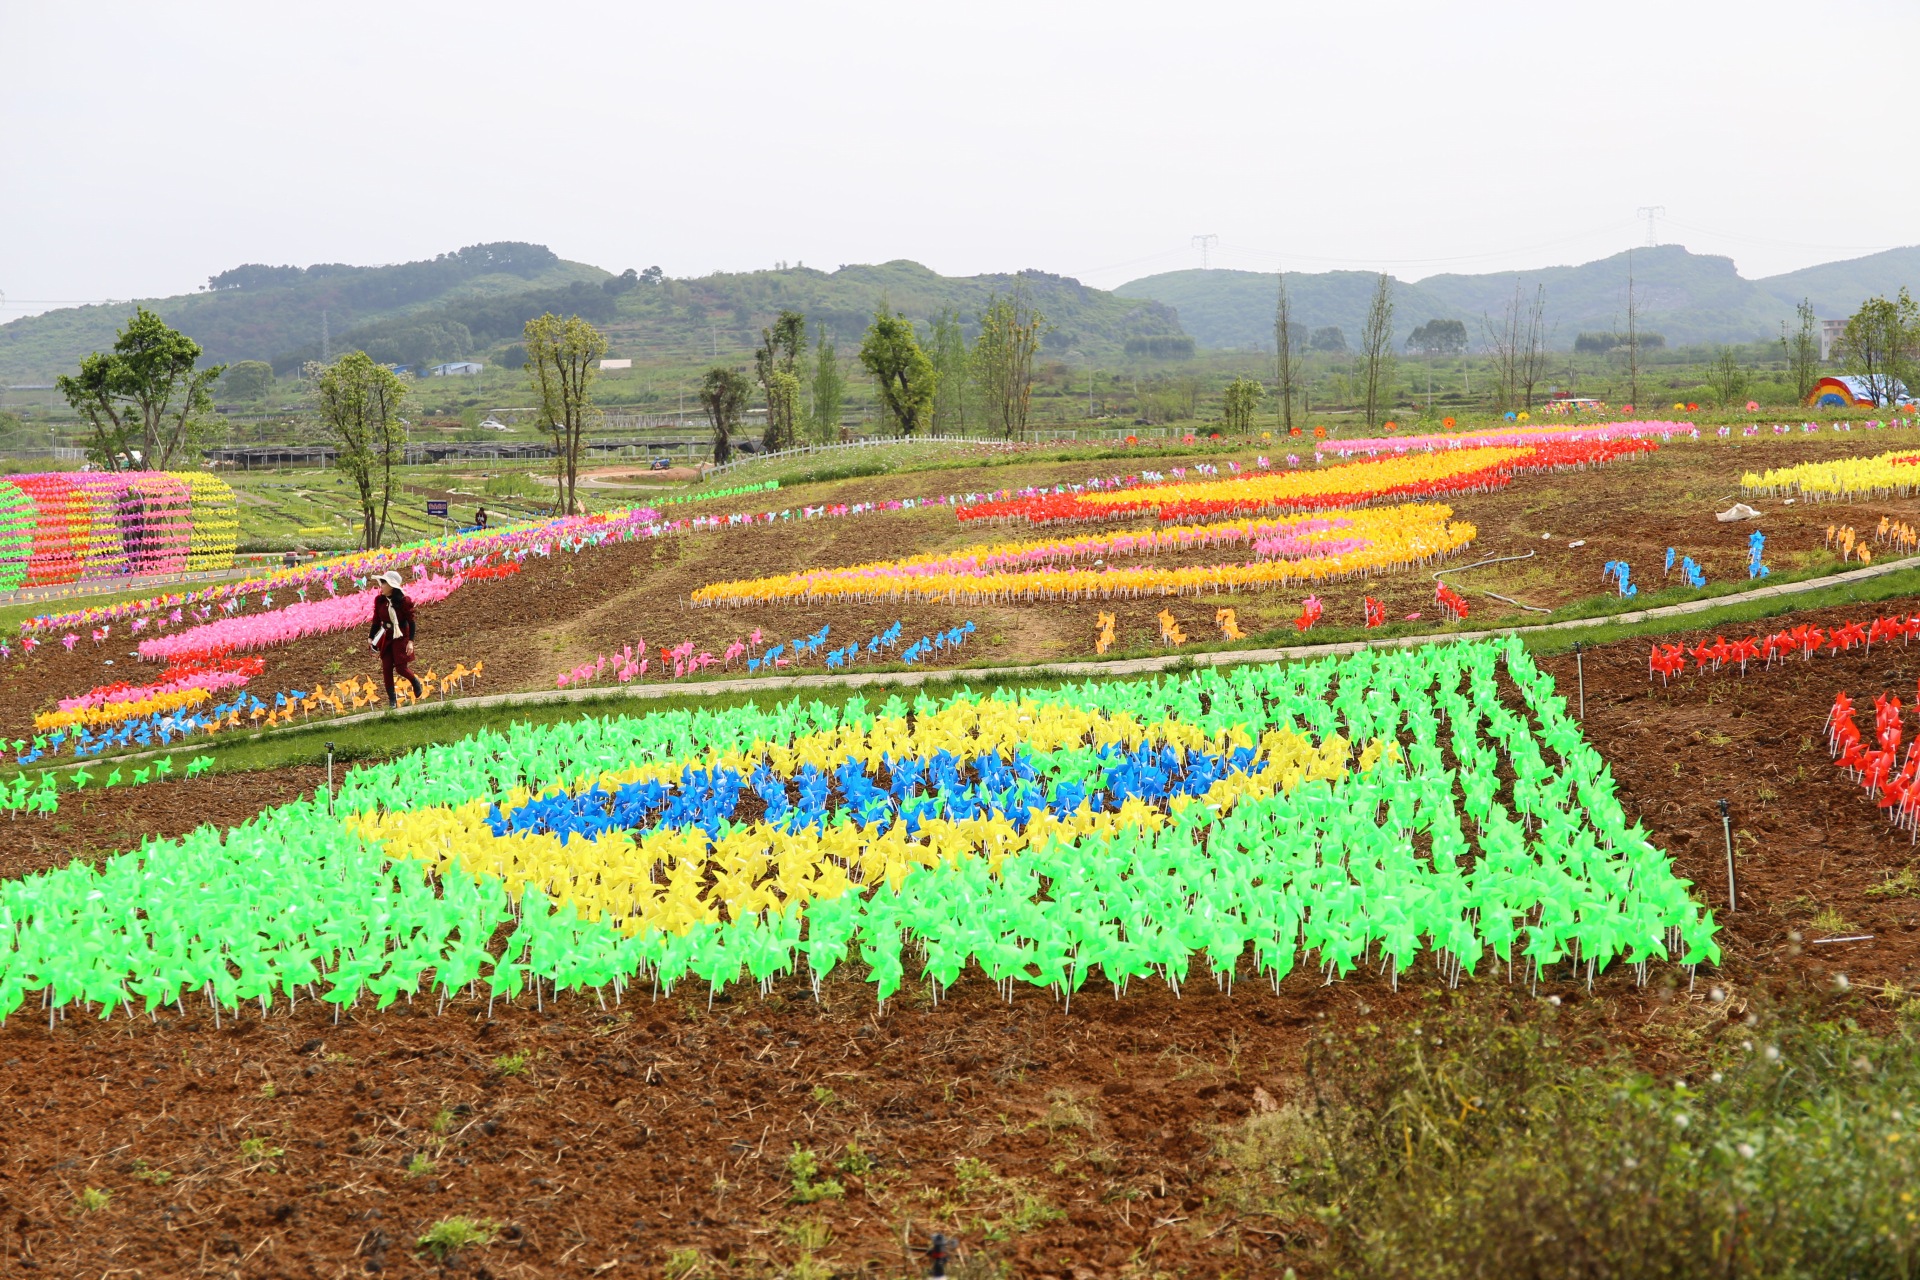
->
[1114,245,1920,351]
[0,252,1186,384]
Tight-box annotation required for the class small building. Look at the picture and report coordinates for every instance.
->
[431,361,484,377]
[600,358,633,371]
[1807,374,1913,409]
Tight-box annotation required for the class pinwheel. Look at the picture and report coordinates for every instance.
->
[1216,608,1246,640]
[136,574,466,661]
[1293,596,1323,632]
[0,637,1718,1024]
[1157,610,1186,646]
[957,440,1655,525]
[691,504,1477,608]
[1319,419,1699,459]
[1095,612,1116,655]
[1363,596,1385,629]
[1435,583,1469,620]
[1744,449,1920,503]
[1748,532,1769,580]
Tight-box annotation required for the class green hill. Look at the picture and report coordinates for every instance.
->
[1117,245,1920,352]
[0,242,609,384]
[2,252,1187,388]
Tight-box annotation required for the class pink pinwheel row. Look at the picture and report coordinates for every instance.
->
[135,574,465,661]
[1318,420,1700,458]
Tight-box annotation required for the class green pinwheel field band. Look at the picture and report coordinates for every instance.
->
[0,638,1717,1023]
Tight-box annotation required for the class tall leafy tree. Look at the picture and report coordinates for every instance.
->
[700,367,753,465]
[524,313,607,515]
[313,351,407,549]
[57,306,225,470]
[972,287,1046,440]
[859,309,937,436]
[1837,289,1918,407]
[928,308,971,437]
[1359,273,1396,430]
[1222,376,1265,433]
[754,309,806,451]
[806,324,845,443]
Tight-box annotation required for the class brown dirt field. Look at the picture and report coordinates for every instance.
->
[5,594,1920,1276]
[7,432,1920,1275]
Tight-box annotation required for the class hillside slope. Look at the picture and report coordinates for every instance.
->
[0,243,608,383]
[1117,245,1920,351]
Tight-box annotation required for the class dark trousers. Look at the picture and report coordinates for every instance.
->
[380,643,422,704]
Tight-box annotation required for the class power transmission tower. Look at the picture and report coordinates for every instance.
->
[1191,234,1219,269]
[1636,206,1665,248]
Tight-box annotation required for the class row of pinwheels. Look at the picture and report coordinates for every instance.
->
[1741,449,1920,503]
[954,440,1655,525]
[690,504,1475,608]
[1646,612,1920,683]
[0,636,1717,1023]
[1318,419,1700,458]
[0,471,237,590]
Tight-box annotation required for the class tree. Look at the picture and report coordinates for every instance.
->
[1359,274,1396,430]
[1404,319,1467,355]
[1624,256,1643,406]
[57,306,225,470]
[928,308,971,437]
[1484,283,1550,411]
[1273,272,1300,435]
[806,324,845,443]
[1837,289,1919,407]
[700,367,753,465]
[860,309,937,437]
[219,360,275,401]
[1707,346,1750,408]
[1309,326,1348,354]
[1783,298,1821,403]
[754,309,806,451]
[1222,377,1265,434]
[524,313,607,515]
[313,351,407,549]
[971,288,1046,441]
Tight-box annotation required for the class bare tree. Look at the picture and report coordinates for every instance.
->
[1623,258,1643,407]
[1483,282,1551,412]
[1782,297,1820,403]
[1273,271,1300,435]
[1358,273,1396,429]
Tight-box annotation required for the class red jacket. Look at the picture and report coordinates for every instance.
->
[368,589,416,651]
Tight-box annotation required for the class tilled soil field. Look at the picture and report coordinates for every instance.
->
[6,594,1920,1276]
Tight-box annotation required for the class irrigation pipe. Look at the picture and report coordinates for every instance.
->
[1432,550,1553,614]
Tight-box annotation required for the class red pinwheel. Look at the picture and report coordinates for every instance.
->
[1363,596,1385,629]
[1435,583,1469,620]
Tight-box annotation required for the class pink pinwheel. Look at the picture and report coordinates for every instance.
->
[723,640,746,669]
[62,634,77,652]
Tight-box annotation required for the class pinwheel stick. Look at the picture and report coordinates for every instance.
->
[1719,798,1736,912]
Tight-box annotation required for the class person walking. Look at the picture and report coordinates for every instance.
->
[368,569,424,707]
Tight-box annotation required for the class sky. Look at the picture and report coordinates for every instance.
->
[4,0,1917,319]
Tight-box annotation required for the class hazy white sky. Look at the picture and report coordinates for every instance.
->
[4,0,1915,317]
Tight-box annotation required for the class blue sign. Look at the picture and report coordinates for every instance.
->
[426,500,449,518]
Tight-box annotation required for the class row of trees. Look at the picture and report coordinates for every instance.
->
[692,289,1053,461]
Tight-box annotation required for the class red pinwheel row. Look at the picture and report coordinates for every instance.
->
[1648,614,1920,685]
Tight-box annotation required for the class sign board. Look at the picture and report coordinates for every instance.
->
[599,358,633,370]
[426,500,449,518]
